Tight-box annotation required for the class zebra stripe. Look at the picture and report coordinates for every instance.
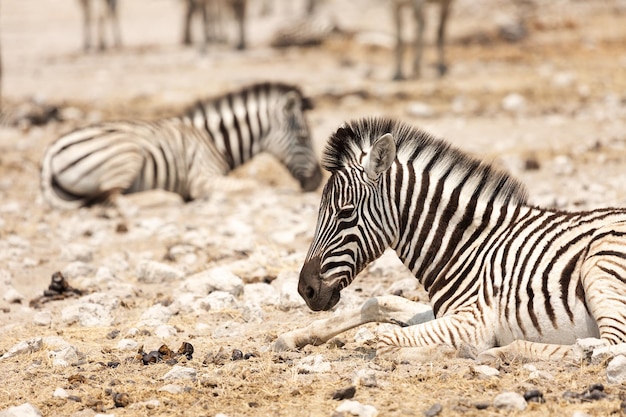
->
[41,82,322,209]
[299,117,626,361]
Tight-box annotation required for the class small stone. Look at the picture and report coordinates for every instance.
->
[48,345,81,367]
[591,342,626,364]
[295,355,331,374]
[61,302,114,327]
[332,386,356,401]
[198,291,238,311]
[501,93,526,113]
[154,324,178,339]
[242,283,280,306]
[162,365,197,381]
[607,355,626,384]
[423,403,442,417]
[493,392,527,411]
[3,287,24,304]
[52,388,69,399]
[406,102,434,118]
[136,260,183,284]
[112,392,131,408]
[335,400,378,417]
[353,368,377,387]
[33,311,52,326]
[117,339,139,351]
[472,365,500,378]
[137,304,173,327]
[1,337,43,360]
[158,384,183,394]
[179,267,243,296]
[0,403,43,417]
[523,390,545,403]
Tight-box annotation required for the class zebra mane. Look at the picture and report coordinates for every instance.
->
[323,117,528,204]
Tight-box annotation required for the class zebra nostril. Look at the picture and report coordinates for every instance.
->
[305,285,315,300]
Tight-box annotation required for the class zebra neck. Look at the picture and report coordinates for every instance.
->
[388,166,523,294]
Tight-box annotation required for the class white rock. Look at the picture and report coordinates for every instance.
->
[571,412,592,417]
[493,392,527,411]
[574,338,609,360]
[295,355,331,374]
[607,355,626,384]
[52,387,69,398]
[0,403,43,417]
[158,384,184,394]
[154,324,178,339]
[137,304,173,327]
[335,400,378,417]
[212,321,244,338]
[243,283,280,306]
[279,281,306,310]
[33,311,52,326]
[523,364,554,381]
[137,260,184,284]
[162,365,197,381]
[117,339,139,351]
[60,243,93,263]
[61,302,114,327]
[179,267,243,297]
[48,345,81,367]
[353,368,377,387]
[197,291,238,311]
[128,399,160,410]
[354,328,376,344]
[240,301,265,323]
[501,93,526,113]
[1,338,43,360]
[473,365,500,378]
[2,287,24,304]
[61,261,95,279]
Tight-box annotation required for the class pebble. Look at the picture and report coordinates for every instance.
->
[154,324,178,339]
[48,345,81,367]
[406,102,435,118]
[61,261,96,280]
[1,337,43,360]
[117,339,139,351]
[295,355,331,374]
[591,343,626,364]
[501,93,526,113]
[61,302,114,327]
[197,291,238,311]
[606,355,626,384]
[178,267,243,297]
[243,283,280,306]
[493,392,527,411]
[2,287,24,304]
[353,368,377,387]
[161,365,197,381]
[136,260,184,284]
[335,400,378,417]
[472,364,500,378]
[158,384,184,394]
[60,243,93,263]
[33,311,52,326]
[137,304,173,327]
[574,338,610,361]
[52,388,69,399]
[423,403,443,417]
[0,403,43,417]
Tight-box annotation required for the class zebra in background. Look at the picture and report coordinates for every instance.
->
[182,0,247,51]
[41,82,322,210]
[392,0,453,80]
[79,0,122,51]
[295,117,626,363]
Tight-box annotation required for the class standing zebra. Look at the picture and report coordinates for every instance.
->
[41,82,322,209]
[294,117,626,363]
[79,0,122,52]
[392,0,453,80]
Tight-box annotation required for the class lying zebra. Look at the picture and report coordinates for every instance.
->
[41,82,322,209]
[278,117,626,364]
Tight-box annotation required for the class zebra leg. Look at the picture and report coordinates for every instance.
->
[435,0,452,76]
[273,295,433,351]
[108,0,122,48]
[376,309,487,362]
[80,0,92,51]
[392,1,405,80]
[410,0,426,79]
[581,223,626,344]
[476,340,577,367]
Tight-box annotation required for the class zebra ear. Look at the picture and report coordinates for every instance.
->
[363,133,396,180]
[284,91,299,113]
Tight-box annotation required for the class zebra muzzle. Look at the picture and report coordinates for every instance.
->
[298,255,341,311]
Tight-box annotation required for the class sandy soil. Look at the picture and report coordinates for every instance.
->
[1,0,626,416]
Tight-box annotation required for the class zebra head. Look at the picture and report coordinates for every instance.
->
[261,85,322,192]
[299,121,398,311]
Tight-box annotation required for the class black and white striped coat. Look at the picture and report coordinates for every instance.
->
[297,117,626,362]
[41,82,322,209]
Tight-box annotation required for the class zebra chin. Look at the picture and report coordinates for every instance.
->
[298,255,342,311]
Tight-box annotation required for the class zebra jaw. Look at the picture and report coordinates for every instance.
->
[298,255,342,311]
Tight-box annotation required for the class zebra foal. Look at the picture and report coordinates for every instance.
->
[289,117,626,363]
[41,82,322,209]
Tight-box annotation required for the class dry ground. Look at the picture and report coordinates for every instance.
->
[1,0,626,416]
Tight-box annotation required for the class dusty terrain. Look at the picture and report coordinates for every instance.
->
[1,0,626,416]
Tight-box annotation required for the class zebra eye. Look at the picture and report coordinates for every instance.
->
[337,205,355,219]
